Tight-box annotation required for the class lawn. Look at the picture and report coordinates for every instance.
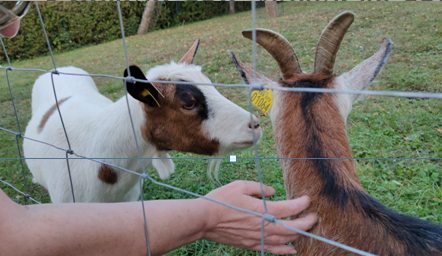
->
[0,2,441,255]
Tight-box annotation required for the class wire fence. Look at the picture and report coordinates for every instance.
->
[0,2,440,256]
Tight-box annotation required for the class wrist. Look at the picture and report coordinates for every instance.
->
[194,197,218,240]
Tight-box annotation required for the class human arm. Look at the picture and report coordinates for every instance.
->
[0,180,317,256]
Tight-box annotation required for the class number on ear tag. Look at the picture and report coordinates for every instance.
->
[251,89,272,115]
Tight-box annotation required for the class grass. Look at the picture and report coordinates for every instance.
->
[0,2,441,255]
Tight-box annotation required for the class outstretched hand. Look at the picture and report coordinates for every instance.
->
[0,181,317,256]
[201,180,318,254]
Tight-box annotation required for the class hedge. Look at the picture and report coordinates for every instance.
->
[1,2,259,62]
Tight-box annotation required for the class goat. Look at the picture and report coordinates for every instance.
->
[24,40,262,203]
[232,11,442,256]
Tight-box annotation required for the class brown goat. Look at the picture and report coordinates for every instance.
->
[232,11,442,256]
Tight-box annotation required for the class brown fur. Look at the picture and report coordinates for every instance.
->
[274,76,408,255]
[234,18,441,256]
[37,96,71,133]
[97,164,118,184]
[140,81,219,155]
[282,73,331,85]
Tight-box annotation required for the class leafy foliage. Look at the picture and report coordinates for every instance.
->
[1,2,259,62]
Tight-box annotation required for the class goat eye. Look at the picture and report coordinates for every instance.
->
[182,100,197,110]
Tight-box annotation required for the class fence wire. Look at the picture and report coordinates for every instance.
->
[2,66,441,100]
[0,2,440,256]
[115,1,152,255]
[0,38,32,204]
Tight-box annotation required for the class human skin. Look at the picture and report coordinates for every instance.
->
[0,180,317,256]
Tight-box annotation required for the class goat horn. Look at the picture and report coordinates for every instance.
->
[314,11,354,75]
[179,39,200,64]
[242,29,302,79]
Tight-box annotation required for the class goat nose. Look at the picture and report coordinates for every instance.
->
[248,118,260,130]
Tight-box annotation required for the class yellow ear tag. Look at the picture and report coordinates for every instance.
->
[141,89,160,107]
[251,89,272,115]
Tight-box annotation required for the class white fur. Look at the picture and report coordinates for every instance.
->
[24,65,261,202]
[147,62,262,154]
[334,39,392,122]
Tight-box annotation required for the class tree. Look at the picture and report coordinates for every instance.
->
[229,0,235,14]
[265,1,278,18]
[137,0,156,35]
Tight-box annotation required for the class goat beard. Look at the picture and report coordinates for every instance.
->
[207,159,222,184]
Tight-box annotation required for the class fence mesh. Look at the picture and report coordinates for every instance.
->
[0,2,440,256]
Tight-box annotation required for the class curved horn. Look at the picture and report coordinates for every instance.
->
[242,29,302,79]
[179,39,200,64]
[314,11,354,75]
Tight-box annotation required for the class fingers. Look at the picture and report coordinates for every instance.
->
[231,180,276,198]
[279,212,318,233]
[206,181,318,255]
[263,212,318,239]
[255,213,317,254]
[234,213,317,254]
[266,195,312,219]
[241,213,317,247]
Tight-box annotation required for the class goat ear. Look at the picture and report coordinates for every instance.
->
[179,39,200,64]
[337,38,392,102]
[124,65,160,107]
[230,52,276,86]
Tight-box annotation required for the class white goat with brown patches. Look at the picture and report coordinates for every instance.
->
[233,11,442,256]
[24,40,262,203]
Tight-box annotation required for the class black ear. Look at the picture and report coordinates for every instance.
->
[124,65,160,107]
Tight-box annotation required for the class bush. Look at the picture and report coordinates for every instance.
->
[1,2,259,62]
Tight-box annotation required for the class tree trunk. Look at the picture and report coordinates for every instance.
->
[137,0,156,35]
[265,1,278,18]
[229,0,235,14]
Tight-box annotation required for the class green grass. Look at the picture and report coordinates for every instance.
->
[0,2,441,255]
